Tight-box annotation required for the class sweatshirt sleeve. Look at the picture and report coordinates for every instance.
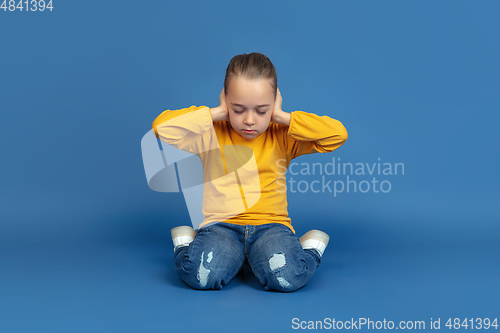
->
[285,110,348,160]
[152,105,216,154]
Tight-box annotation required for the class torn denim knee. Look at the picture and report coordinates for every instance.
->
[268,252,292,289]
[197,251,214,288]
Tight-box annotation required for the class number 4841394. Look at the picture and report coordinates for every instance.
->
[1,0,54,11]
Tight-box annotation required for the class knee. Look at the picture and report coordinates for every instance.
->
[175,249,235,290]
[178,269,227,290]
[262,252,308,292]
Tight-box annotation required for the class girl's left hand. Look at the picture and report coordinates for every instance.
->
[271,88,283,123]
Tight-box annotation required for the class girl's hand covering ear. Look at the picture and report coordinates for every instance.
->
[211,88,229,121]
[219,88,229,117]
[271,88,286,124]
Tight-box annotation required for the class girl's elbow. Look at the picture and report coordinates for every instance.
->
[331,119,348,144]
[341,126,348,143]
[333,125,348,145]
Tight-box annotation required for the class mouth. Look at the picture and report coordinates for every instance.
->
[243,129,256,134]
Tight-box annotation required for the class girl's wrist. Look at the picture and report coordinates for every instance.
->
[273,110,291,126]
[210,106,225,121]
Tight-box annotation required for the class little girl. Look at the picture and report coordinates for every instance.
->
[152,52,348,292]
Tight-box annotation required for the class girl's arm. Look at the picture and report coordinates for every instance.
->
[152,105,216,154]
[285,110,348,160]
[152,105,212,138]
[152,88,229,154]
[271,89,348,160]
[209,105,229,122]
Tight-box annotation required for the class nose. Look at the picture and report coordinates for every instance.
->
[244,113,255,126]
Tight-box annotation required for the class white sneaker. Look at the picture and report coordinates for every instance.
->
[299,229,330,257]
[171,226,197,252]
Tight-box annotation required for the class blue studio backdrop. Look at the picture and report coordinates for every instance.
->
[1,1,499,332]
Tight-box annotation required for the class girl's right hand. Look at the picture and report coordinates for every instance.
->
[210,88,229,122]
[218,88,229,121]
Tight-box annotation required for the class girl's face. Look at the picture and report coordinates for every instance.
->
[225,76,275,140]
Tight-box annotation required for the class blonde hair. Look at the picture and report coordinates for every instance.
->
[224,52,277,97]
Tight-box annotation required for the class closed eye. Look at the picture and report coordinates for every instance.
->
[234,110,267,115]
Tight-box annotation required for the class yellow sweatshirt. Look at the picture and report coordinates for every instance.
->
[152,105,348,234]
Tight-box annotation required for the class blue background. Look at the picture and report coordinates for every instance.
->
[1,0,499,332]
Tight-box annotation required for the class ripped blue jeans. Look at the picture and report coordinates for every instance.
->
[174,222,322,292]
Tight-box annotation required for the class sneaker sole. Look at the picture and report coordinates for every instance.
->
[171,226,196,240]
[299,229,330,247]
